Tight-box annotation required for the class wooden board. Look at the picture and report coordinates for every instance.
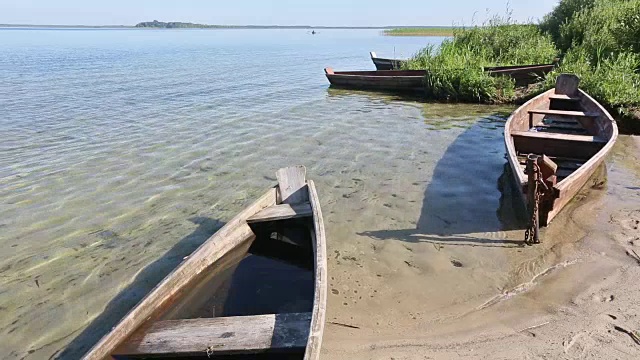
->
[511,130,606,143]
[276,166,308,205]
[549,94,580,101]
[247,203,313,223]
[528,109,597,117]
[555,74,580,96]
[115,313,312,357]
[304,180,327,360]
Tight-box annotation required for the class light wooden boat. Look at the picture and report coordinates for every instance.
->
[370,51,406,70]
[83,166,327,360]
[504,74,618,228]
[324,67,426,93]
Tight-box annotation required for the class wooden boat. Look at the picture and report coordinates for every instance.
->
[324,68,426,93]
[370,50,556,85]
[83,166,327,360]
[370,51,406,70]
[504,74,618,234]
[485,62,558,86]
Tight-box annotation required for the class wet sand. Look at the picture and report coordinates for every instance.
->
[322,135,640,359]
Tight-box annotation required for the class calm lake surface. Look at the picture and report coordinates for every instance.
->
[1,28,627,360]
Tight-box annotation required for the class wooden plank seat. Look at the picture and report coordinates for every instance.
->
[549,94,580,101]
[528,109,598,117]
[511,130,606,159]
[247,203,313,223]
[512,130,606,143]
[535,123,586,131]
[115,313,312,357]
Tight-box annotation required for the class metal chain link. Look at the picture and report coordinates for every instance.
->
[525,162,548,245]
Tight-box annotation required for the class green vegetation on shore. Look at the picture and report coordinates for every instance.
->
[136,20,216,28]
[403,0,640,128]
[403,20,557,103]
[383,27,455,37]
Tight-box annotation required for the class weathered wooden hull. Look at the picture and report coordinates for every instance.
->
[324,68,426,94]
[82,166,327,360]
[504,87,618,226]
[370,52,406,70]
[486,63,557,86]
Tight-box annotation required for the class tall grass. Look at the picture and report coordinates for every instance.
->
[542,49,640,115]
[542,0,640,58]
[403,15,557,103]
[383,27,455,37]
[539,0,640,124]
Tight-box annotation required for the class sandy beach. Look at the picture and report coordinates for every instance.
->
[322,135,640,359]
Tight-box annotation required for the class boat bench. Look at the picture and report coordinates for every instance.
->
[511,130,606,159]
[527,108,597,128]
[247,203,313,223]
[114,312,312,358]
[548,94,580,101]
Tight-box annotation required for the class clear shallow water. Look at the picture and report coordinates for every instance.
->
[0,28,582,359]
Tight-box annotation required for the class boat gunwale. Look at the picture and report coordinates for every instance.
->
[326,71,426,79]
[303,180,327,360]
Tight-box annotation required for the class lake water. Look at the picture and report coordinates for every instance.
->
[0,28,633,360]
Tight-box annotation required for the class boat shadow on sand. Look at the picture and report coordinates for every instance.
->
[359,113,528,248]
[56,216,225,359]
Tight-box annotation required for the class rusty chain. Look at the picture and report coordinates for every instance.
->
[524,162,549,245]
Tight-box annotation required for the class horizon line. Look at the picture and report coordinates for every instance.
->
[0,23,460,29]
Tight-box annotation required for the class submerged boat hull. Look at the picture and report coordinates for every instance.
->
[82,166,327,360]
[504,75,617,226]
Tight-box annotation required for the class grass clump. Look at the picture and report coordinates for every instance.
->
[403,16,557,103]
[541,0,640,57]
[542,49,640,116]
[539,0,640,127]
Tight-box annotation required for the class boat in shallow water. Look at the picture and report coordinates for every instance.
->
[83,166,327,360]
[504,74,618,233]
[324,67,426,93]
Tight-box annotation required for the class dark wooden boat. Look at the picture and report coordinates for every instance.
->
[324,68,426,93]
[370,51,406,70]
[504,74,617,231]
[83,166,327,360]
[485,63,557,86]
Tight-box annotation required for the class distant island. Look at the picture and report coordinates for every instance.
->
[136,20,219,28]
[135,20,378,29]
[1,21,455,34]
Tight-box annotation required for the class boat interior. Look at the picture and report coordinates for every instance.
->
[109,169,318,359]
[509,74,608,184]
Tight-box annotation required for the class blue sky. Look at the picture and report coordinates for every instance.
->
[1,0,560,26]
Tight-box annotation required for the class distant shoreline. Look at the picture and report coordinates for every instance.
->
[0,23,453,31]
[383,27,455,36]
